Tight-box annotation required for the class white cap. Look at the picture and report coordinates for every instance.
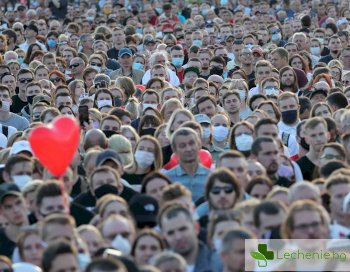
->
[10,140,32,156]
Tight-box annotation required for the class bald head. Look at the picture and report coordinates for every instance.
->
[83,129,108,151]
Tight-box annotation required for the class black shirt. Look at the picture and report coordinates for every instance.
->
[107,47,120,61]
[49,0,68,19]
[11,94,27,114]
[0,228,16,258]
[319,54,334,64]
[297,155,316,181]
[122,173,147,185]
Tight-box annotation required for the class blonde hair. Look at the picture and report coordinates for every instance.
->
[166,108,194,139]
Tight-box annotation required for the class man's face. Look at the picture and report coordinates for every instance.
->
[69,59,84,76]
[285,44,298,56]
[341,49,350,66]
[233,43,244,58]
[256,66,271,82]
[1,75,16,93]
[259,211,284,236]
[209,180,237,210]
[239,49,253,65]
[102,218,135,245]
[0,196,27,225]
[174,134,201,164]
[257,124,279,139]
[26,85,42,99]
[281,69,295,87]
[55,96,73,108]
[293,35,306,50]
[290,210,328,239]
[161,212,197,256]
[256,141,280,175]
[143,93,158,105]
[270,53,285,70]
[101,119,120,132]
[223,94,240,114]
[305,123,329,152]
[17,72,34,91]
[113,30,125,44]
[119,54,132,67]
[38,195,69,218]
[328,38,342,52]
[50,253,79,272]
[10,161,33,179]
[222,238,246,272]
[152,68,166,79]
[219,157,249,187]
[329,183,350,219]
[43,57,56,72]
[197,99,217,118]
[278,97,298,113]
[91,170,117,193]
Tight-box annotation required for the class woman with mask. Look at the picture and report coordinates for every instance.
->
[229,121,255,158]
[93,88,114,111]
[209,113,230,162]
[123,135,163,190]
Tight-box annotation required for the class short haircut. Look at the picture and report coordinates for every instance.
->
[253,200,286,228]
[158,203,193,228]
[160,183,192,207]
[220,228,254,253]
[251,136,275,156]
[277,91,298,107]
[304,117,327,131]
[4,155,32,175]
[35,180,64,208]
[195,95,216,112]
[326,92,348,109]
[254,118,278,135]
[170,127,200,152]
[85,258,126,272]
[41,214,76,241]
[271,47,289,62]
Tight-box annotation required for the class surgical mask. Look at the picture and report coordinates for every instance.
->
[310,47,321,55]
[202,127,211,139]
[245,43,254,49]
[97,99,112,109]
[135,150,155,168]
[47,39,57,48]
[136,27,143,34]
[271,33,282,42]
[78,254,91,270]
[213,238,222,252]
[235,134,253,151]
[239,90,246,101]
[12,175,32,190]
[192,39,203,47]
[281,109,298,125]
[210,67,223,76]
[317,38,324,45]
[202,9,209,16]
[133,62,144,70]
[87,16,94,22]
[1,100,10,112]
[17,56,23,65]
[91,65,101,73]
[264,87,279,95]
[140,127,156,136]
[172,57,184,67]
[27,95,35,105]
[278,164,294,179]
[220,0,228,5]
[143,103,158,109]
[111,235,131,255]
[213,126,229,142]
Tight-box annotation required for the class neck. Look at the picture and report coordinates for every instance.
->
[122,66,132,74]
[0,111,10,120]
[18,90,27,101]
[183,242,199,265]
[241,63,253,74]
[330,51,340,58]
[213,139,227,148]
[299,146,308,157]
[179,160,199,176]
[228,111,240,124]
[6,221,28,242]
[306,148,320,164]
[201,68,210,76]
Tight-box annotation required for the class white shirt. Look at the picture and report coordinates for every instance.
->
[19,40,47,53]
[278,120,300,136]
[142,67,180,86]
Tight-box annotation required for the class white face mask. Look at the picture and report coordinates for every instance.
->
[264,87,279,96]
[97,99,112,109]
[1,100,10,112]
[12,175,32,190]
[111,235,131,255]
[202,127,211,139]
[235,134,254,151]
[213,126,229,142]
[135,150,155,168]
[310,46,321,56]
[143,103,158,109]
[213,238,222,252]
[78,253,91,270]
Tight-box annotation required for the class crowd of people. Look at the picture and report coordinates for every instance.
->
[0,0,350,271]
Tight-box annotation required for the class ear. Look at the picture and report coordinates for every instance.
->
[305,135,311,145]
[194,221,200,235]
[326,131,331,142]
[2,171,11,183]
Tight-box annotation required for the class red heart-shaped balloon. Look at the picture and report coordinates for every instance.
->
[29,116,80,177]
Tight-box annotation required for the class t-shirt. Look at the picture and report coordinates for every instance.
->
[0,228,16,258]
[0,113,29,131]
[296,155,316,181]
[11,94,27,114]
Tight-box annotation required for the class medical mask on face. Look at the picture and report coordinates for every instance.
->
[103,130,117,138]
[111,235,131,255]
[278,164,294,179]
[17,56,23,65]
[192,39,203,47]
[264,87,279,95]
[136,27,143,34]
[281,109,298,124]
[1,100,10,112]
[245,43,254,49]
[78,254,91,270]
[310,47,321,55]
[235,134,253,151]
[213,238,222,252]
[97,100,112,109]
[317,38,324,45]
[91,65,101,73]
[271,33,282,42]
[143,103,158,109]
[27,95,35,105]
[202,127,211,139]
[210,67,224,76]
[133,62,144,70]
[47,39,57,48]
[172,57,184,67]
[220,0,228,5]
[87,16,94,22]
[12,175,32,190]
[213,126,229,142]
[135,150,155,168]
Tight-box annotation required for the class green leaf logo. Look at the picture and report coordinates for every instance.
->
[250,251,268,267]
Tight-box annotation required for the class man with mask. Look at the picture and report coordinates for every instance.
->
[209,56,226,78]
[170,45,185,83]
[297,117,329,181]
[20,81,43,121]
[3,154,33,190]
[192,30,204,48]
[277,92,300,136]
[319,35,342,64]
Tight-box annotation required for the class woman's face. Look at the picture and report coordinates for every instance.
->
[330,67,341,81]
[259,104,277,121]
[134,235,162,265]
[150,81,162,91]
[250,184,270,200]
[60,106,74,116]
[74,82,85,97]
[156,128,170,147]
[146,178,169,201]
[22,233,44,266]
[102,201,129,220]
[36,68,49,81]
[31,45,41,53]
[80,230,105,256]
[96,92,112,101]
[291,57,303,70]
[137,139,155,154]
[171,113,191,132]
[314,105,331,117]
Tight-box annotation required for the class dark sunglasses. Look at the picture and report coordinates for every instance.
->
[18,78,33,83]
[90,62,102,67]
[210,186,234,195]
[50,77,62,83]
[69,63,81,69]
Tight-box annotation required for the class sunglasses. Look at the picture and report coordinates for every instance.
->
[69,63,81,69]
[343,80,350,85]
[90,62,102,67]
[210,186,234,195]
[18,78,33,83]
[50,77,62,83]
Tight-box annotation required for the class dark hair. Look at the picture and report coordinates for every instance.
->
[251,136,275,156]
[253,200,285,228]
[249,94,267,110]
[141,171,172,194]
[4,155,32,175]
[326,92,348,110]
[254,118,277,135]
[35,180,64,208]
[320,160,348,179]
[85,258,126,272]
[131,229,165,256]
[246,176,273,196]
[298,96,311,115]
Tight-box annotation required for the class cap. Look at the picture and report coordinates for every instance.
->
[144,37,156,45]
[129,194,158,228]
[118,48,133,58]
[337,18,348,27]
[252,47,264,56]
[33,94,51,106]
[162,23,174,31]
[96,149,123,167]
[12,263,42,272]
[25,24,38,33]
[10,140,32,156]
[183,67,200,77]
[135,84,145,92]
[194,114,211,124]
[0,183,21,204]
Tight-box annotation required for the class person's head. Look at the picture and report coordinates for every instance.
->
[85,258,127,272]
[89,166,122,198]
[133,135,163,171]
[141,171,172,203]
[319,143,346,168]
[196,95,217,118]
[270,47,289,70]
[40,213,76,243]
[277,92,300,125]
[83,129,108,151]
[255,60,273,83]
[246,176,273,200]
[288,182,321,204]
[17,227,44,267]
[281,200,330,239]
[77,225,105,257]
[152,251,187,272]
[304,117,329,153]
[205,167,241,211]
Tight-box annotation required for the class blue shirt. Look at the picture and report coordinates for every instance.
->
[164,164,210,202]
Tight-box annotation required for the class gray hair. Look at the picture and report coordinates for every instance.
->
[221,228,254,254]
[150,51,169,67]
[93,74,111,85]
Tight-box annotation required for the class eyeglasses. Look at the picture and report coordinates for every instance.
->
[69,63,81,69]
[50,77,62,83]
[294,221,322,232]
[210,186,234,195]
[18,78,33,84]
[343,80,350,85]
[90,62,102,67]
